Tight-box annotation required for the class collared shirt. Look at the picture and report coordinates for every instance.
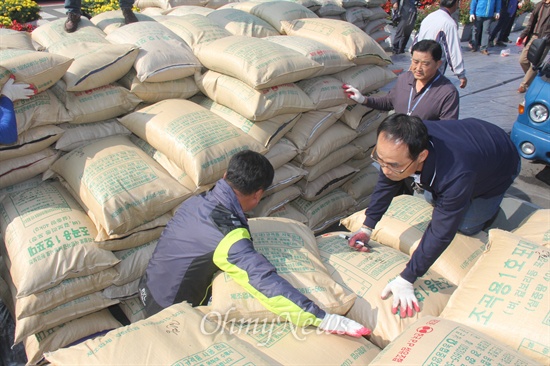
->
[364,118,520,283]
[364,71,459,120]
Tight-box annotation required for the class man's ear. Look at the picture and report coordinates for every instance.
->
[436,59,443,69]
[418,149,429,163]
[254,189,264,200]
[223,172,227,179]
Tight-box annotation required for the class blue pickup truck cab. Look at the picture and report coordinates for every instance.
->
[511,40,550,165]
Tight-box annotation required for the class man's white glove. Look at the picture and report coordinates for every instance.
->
[494,12,500,19]
[342,84,366,104]
[469,14,475,22]
[380,276,420,318]
[346,226,372,252]
[319,313,371,337]
[1,78,35,101]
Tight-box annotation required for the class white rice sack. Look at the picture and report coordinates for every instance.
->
[49,135,191,237]
[194,35,322,90]
[118,99,267,186]
[0,148,59,189]
[206,8,280,37]
[55,120,131,152]
[245,1,319,33]
[333,64,397,95]
[160,14,231,50]
[281,18,391,66]
[105,21,201,82]
[196,70,315,121]
[296,76,349,109]
[0,125,64,162]
[91,10,157,35]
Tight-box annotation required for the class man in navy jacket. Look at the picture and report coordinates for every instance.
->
[348,114,520,318]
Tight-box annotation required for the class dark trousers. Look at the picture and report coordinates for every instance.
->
[392,6,417,54]
[490,10,517,43]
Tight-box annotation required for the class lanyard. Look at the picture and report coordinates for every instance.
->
[407,74,441,116]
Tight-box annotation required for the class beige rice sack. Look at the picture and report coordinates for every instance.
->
[281,18,391,66]
[0,125,64,162]
[134,0,173,9]
[302,144,360,182]
[160,14,231,50]
[44,302,274,365]
[23,309,122,366]
[50,135,191,236]
[105,21,201,83]
[339,93,379,129]
[119,99,267,186]
[316,0,346,16]
[245,1,319,33]
[0,29,35,50]
[265,163,308,196]
[51,80,142,124]
[191,95,300,149]
[295,121,358,167]
[91,10,157,35]
[0,49,73,93]
[119,296,147,323]
[440,229,550,364]
[297,164,358,201]
[264,137,298,170]
[55,120,131,152]
[291,188,357,231]
[0,176,43,203]
[210,217,357,321]
[194,35,322,90]
[351,129,377,159]
[341,164,378,200]
[0,148,59,189]
[110,240,158,287]
[118,68,199,103]
[343,6,373,28]
[369,29,391,43]
[0,181,119,297]
[512,209,549,247]
[296,76,349,109]
[248,185,302,217]
[356,109,388,136]
[265,35,354,77]
[269,203,309,225]
[196,70,315,121]
[13,90,71,134]
[31,18,107,49]
[363,18,388,34]
[316,232,457,349]
[333,64,397,94]
[206,8,280,38]
[370,316,541,365]
[347,156,375,171]
[102,278,140,300]
[284,104,346,150]
[164,5,215,16]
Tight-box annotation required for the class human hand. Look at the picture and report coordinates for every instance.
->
[342,84,366,104]
[345,227,372,252]
[494,12,500,19]
[459,77,467,89]
[319,313,371,337]
[1,77,36,101]
[469,14,475,22]
[516,37,525,46]
[380,276,420,318]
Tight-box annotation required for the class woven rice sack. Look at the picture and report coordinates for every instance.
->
[369,29,391,43]
[264,138,298,170]
[512,209,549,247]
[102,278,140,300]
[301,144,360,182]
[356,109,388,136]
[194,35,322,90]
[333,64,397,94]
[210,217,357,322]
[440,229,549,364]
[339,92,386,129]
[265,163,308,196]
[23,309,121,366]
[206,8,280,37]
[13,90,71,135]
[164,5,215,16]
[265,35,354,77]
[31,18,107,49]
[0,125,64,162]
[342,164,378,200]
[118,68,199,103]
[351,129,377,159]
[296,76,349,109]
[344,6,374,28]
[51,80,142,124]
[134,0,173,9]
[105,21,201,83]
[109,240,158,287]
[363,18,388,34]
[269,203,308,224]
[0,29,35,50]
[281,18,391,66]
[119,99,267,186]
[119,296,147,324]
[191,95,300,149]
[284,104,346,150]
[370,316,541,365]
[196,70,315,121]
[0,49,73,93]
[160,14,231,50]
[245,1,319,33]
[315,0,346,16]
[55,120,131,152]
[316,232,457,349]
[44,302,273,365]
[0,176,43,203]
[91,10,157,35]
[248,185,302,217]
[297,164,358,201]
[0,148,59,189]
[50,135,191,237]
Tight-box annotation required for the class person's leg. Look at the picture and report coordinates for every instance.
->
[458,194,505,235]
[400,9,417,53]
[119,0,135,9]
[499,11,516,42]
[480,18,491,53]
[392,16,406,53]
[472,18,483,51]
[119,0,138,24]
[64,0,81,32]
[64,0,81,14]
[489,15,506,45]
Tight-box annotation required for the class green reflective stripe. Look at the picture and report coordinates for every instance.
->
[213,228,322,327]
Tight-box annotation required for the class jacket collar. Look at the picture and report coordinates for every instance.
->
[209,179,248,224]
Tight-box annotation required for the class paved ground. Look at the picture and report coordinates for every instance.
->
[35,3,550,209]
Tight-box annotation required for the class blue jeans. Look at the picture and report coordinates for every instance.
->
[65,0,135,14]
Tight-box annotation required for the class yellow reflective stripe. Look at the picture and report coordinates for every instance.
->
[213,228,322,327]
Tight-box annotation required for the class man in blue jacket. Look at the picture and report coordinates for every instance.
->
[139,150,370,337]
[470,0,501,54]
[0,76,36,145]
[348,114,520,318]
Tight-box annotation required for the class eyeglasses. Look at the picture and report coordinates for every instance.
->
[370,145,415,174]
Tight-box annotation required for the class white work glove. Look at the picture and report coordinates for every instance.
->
[346,226,372,252]
[342,84,366,104]
[494,12,500,19]
[469,14,475,22]
[318,313,371,337]
[1,77,35,101]
[380,276,420,318]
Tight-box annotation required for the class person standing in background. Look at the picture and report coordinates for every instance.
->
[392,0,418,54]
[470,0,501,55]
[64,0,138,33]
[490,0,524,47]
[415,0,468,88]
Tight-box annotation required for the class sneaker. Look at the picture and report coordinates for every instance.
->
[481,49,490,55]
[64,12,81,33]
[122,8,138,24]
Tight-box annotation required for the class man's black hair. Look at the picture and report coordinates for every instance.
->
[411,39,443,62]
[377,114,430,160]
[440,0,458,8]
[225,150,274,195]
